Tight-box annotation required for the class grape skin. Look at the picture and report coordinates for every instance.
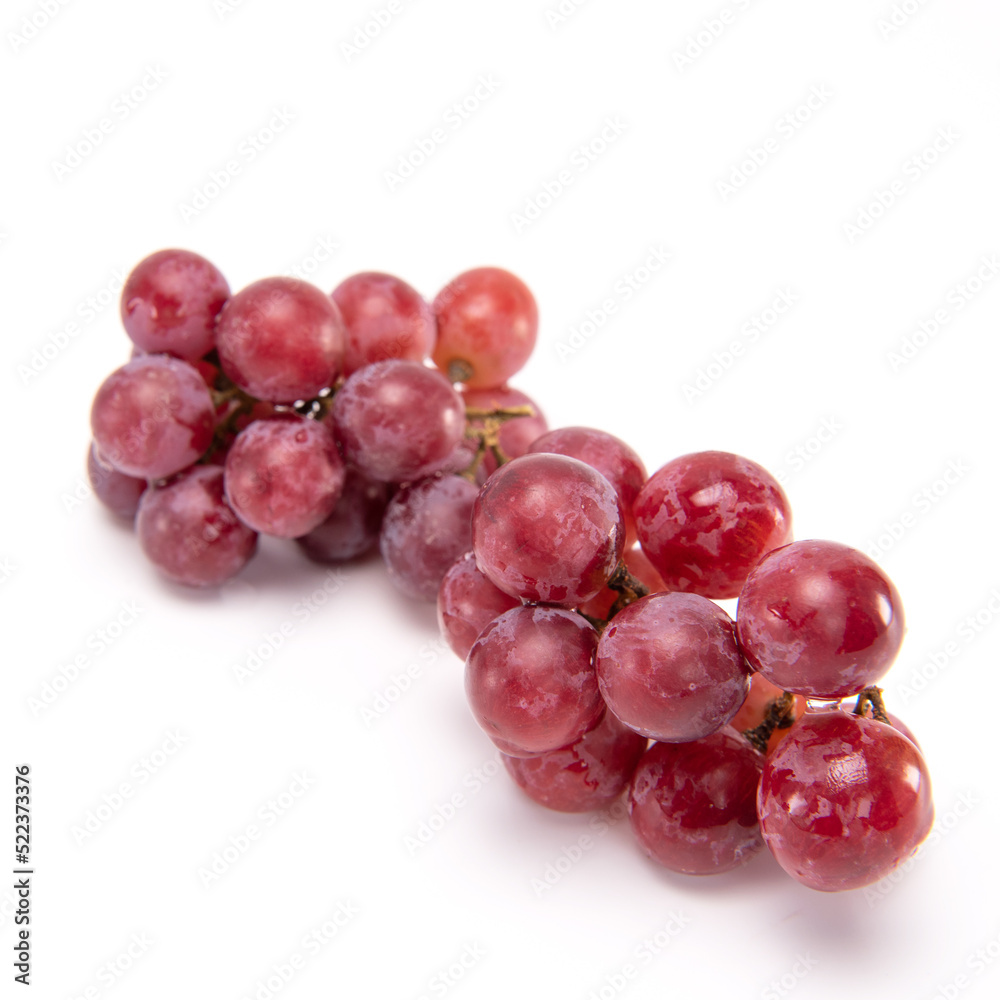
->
[436,552,521,660]
[296,466,389,563]
[87,442,147,519]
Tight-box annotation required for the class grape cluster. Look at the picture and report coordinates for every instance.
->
[89,248,933,894]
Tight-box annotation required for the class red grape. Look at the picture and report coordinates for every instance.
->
[332,360,465,484]
[216,277,345,402]
[331,271,435,375]
[503,710,647,813]
[436,552,521,659]
[757,711,933,891]
[296,466,389,563]
[379,474,478,601]
[90,355,215,480]
[120,248,230,361]
[596,592,750,742]
[433,267,538,388]
[465,605,603,757]
[737,540,905,699]
[471,453,625,607]
[87,442,147,519]
[628,728,765,875]
[634,451,792,599]
[223,415,345,538]
[136,466,257,587]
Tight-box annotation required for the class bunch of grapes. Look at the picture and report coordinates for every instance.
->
[89,248,933,894]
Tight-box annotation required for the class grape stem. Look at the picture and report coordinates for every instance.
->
[742,691,796,754]
[605,562,650,620]
[458,406,536,482]
[853,686,891,724]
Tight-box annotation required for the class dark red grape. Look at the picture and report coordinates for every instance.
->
[296,466,389,563]
[436,551,521,659]
[136,466,257,587]
[628,728,765,875]
[757,711,933,891]
[120,248,230,361]
[433,267,538,388]
[634,451,792,599]
[87,442,147,519]
[90,355,215,480]
[737,540,905,699]
[465,605,603,757]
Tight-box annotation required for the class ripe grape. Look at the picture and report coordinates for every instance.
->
[120,248,230,361]
[634,451,792,599]
[472,453,625,607]
[136,466,257,587]
[332,360,465,483]
[87,443,147,518]
[296,466,389,563]
[628,728,765,875]
[332,271,435,375]
[465,605,603,757]
[757,711,934,891]
[223,415,345,538]
[436,552,521,659]
[90,355,215,480]
[216,276,345,402]
[737,540,905,699]
[433,267,538,388]
[379,474,478,601]
[596,592,750,742]
[503,711,647,813]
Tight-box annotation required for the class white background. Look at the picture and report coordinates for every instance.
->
[3,1,999,998]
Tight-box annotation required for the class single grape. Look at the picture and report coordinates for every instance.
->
[296,466,389,563]
[472,453,625,607]
[120,248,230,361]
[90,355,215,480]
[87,442,147,519]
[136,466,257,587]
[223,415,345,538]
[596,592,750,742]
[528,426,646,545]
[433,267,538,388]
[628,728,765,875]
[331,271,435,375]
[848,703,922,750]
[737,540,905,699]
[461,385,547,476]
[331,359,465,483]
[579,545,667,621]
[757,711,934,891]
[379,474,479,601]
[503,710,647,813]
[634,451,792,599]
[436,551,521,659]
[729,673,808,755]
[465,605,603,757]
[216,276,345,402]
